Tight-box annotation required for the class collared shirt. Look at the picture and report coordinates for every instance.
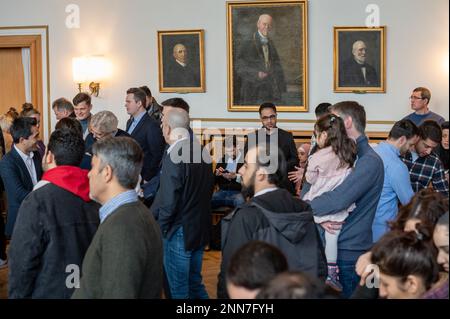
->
[14,145,38,186]
[402,151,449,196]
[167,137,189,154]
[127,111,146,135]
[99,190,138,223]
[373,142,414,242]
[254,187,278,198]
[225,152,242,173]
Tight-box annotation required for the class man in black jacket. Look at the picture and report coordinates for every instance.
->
[217,144,326,298]
[151,108,214,299]
[8,129,99,298]
[245,102,298,194]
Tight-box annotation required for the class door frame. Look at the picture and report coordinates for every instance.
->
[0,26,50,141]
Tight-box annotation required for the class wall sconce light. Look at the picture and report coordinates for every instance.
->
[72,56,111,97]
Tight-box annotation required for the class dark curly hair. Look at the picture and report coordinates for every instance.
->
[314,113,357,168]
[389,189,448,234]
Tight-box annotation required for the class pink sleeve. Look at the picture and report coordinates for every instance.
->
[305,153,321,184]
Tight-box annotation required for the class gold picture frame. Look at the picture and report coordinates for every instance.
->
[157,29,205,93]
[226,0,308,112]
[334,26,386,93]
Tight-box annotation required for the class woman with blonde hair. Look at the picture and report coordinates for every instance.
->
[0,107,19,154]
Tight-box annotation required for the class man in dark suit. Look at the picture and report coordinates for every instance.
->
[245,103,298,194]
[0,117,43,237]
[163,44,200,88]
[236,14,286,105]
[340,40,379,87]
[125,87,165,183]
[151,108,214,299]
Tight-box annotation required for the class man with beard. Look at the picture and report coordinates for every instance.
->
[401,120,449,196]
[245,102,298,194]
[217,145,326,298]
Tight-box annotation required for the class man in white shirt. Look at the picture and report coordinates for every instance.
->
[0,117,43,238]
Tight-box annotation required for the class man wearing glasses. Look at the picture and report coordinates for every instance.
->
[245,102,298,194]
[402,87,445,126]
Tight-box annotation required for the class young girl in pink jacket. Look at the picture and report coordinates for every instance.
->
[302,114,357,292]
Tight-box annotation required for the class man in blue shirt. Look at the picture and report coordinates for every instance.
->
[372,120,419,242]
[402,87,445,126]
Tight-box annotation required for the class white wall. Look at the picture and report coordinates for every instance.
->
[0,0,448,133]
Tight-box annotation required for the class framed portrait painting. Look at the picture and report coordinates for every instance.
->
[157,29,205,93]
[334,26,386,93]
[227,0,308,112]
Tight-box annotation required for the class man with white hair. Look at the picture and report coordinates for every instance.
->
[151,108,214,299]
[340,40,379,87]
[236,13,286,105]
[164,43,200,87]
[81,111,130,170]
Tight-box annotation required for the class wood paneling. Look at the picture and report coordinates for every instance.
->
[0,35,43,138]
[0,48,25,114]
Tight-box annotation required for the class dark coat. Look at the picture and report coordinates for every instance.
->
[339,57,379,87]
[235,32,286,105]
[164,58,200,88]
[0,146,43,236]
[214,157,243,192]
[245,128,298,194]
[80,129,130,170]
[151,138,214,251]
[217,188,327,298]
[126,113,166,182]
[147,100,163,123]
[8,183,99,298]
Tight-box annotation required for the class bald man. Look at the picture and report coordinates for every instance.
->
[339,40,379,87]
[163,43,200,88]
[235,14,286,105]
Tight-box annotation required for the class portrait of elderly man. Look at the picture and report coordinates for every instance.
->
[235,13,286,105]
[164,43,200,88]
[339,40,379,87]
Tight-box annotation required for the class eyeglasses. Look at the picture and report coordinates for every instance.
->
[409,96,424,100]
[261,115,276,121]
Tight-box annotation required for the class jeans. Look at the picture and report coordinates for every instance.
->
[211,190,245,208]
[317,225,360,298]
[337,259,360,299]
[163,227,209,299]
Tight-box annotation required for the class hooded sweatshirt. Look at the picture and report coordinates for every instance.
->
[217,188,326,298]
[37,165,91,202]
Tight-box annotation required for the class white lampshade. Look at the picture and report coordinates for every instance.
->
[72,56,112,83]
[72,57,88,83]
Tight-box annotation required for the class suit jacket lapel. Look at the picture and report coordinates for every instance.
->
[33,151,43,180]
[131,113,148,136]
[11,147,34,188]
[126,117,133,132]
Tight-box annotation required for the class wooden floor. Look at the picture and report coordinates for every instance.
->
[0,250,221,299]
